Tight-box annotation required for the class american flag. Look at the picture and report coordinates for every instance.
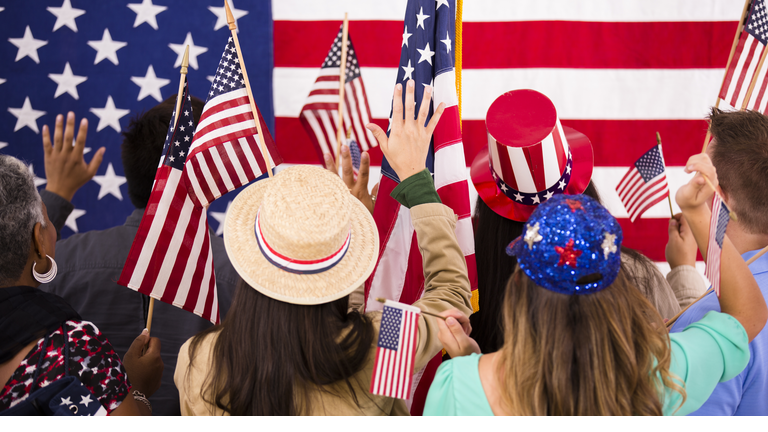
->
[348,137,362,178]
[720,0,768,112]
[118,79,219,324]
[300,27,376,164]
[615,145,670,222]
[370,300,420,400]
[182,35,282,209]
[705,193,731,297]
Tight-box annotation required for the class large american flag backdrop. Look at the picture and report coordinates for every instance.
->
[1,2,747,276]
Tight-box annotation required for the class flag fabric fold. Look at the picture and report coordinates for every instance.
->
[118,79,219,324]
[183,36,282,209]
[370,300,420,399]
[615,144,670,222]
[705,193,731,297]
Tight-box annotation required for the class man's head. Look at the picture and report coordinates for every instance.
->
[707,108,768,235]
[121,94,204,209]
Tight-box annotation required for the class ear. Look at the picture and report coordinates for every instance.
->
[32,222,48,259]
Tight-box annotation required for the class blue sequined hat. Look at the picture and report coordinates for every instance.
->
[506,194,623,295]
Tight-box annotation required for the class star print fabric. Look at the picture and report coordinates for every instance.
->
[0,320,130,414]
[507,194,623,295]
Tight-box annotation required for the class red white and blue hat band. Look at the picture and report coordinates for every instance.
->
[488,119,571,195]
[254,210,351,275]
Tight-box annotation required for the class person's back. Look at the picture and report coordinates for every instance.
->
[38,99,238,415]
[668,107,768,415]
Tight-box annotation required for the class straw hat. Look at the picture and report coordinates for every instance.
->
[471,89,594,222]
[224,165,379,305]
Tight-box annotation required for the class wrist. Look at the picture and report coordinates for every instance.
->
[45,185,75,202]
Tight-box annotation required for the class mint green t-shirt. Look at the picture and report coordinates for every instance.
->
[423,311,749,416]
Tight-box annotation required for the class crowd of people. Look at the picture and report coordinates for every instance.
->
[1,81,768,416]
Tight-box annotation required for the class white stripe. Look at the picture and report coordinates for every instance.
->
[365,207,414,312]
[372,346,385,393]
[193,235,215,317]
[345,82,368,151]
[153,192,196,298]
[224,141,249,185]
[275,67,724,120]
[185,161,208,208]
[128,171,179,289]
[454,217,476,257]
[194,119,257,151]
[555,119,570,165]
[488,137,503,181]
[434,143,469,190]
[540,133,562,188]
[195,153,221,201]
[747,54,768,110]
[434,69,458,108]
[310,80,340,91]
[302,111,332,155]
[209,147,235,192]
[353,79,377,147]
[273,0,744,22]
[195,89,251,133]
[627,183,669,222]
[304,94,340,105]
[507,146,537,193]
[238,137,265,177]
[617,169,641,198]
[171,205,206,307]
[622,174,667,215]
[725,36,756,105]
[735,39,763,108]
[316,109,338,157]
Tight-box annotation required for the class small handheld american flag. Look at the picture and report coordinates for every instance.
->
[348,136,362,179]
[720,0,768,112]
[370,299,421,400]
[615,144,670,222]
[705,193,731,297]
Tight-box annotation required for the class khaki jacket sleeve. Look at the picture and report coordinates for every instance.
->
[409,203,473,371]
[666,265,708,309]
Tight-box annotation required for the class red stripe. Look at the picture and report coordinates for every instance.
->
[355,79,374,149]
[230,138,256,180]
[186,157,216,208]
[466,252,478,294]
[433,106,462,151]
[495,142,518,190]
[159,199,203,305]
[397,233,426,306]
[720,32,749,100]
[275,20,735,69]
[730,35,759,107]
[182,220,211,314]
[623,176,667,213]
[616,168,639,197]
[629,188,669,222]
[751,72,768,111]
[244,135,269,175]
[551,122,567,171]
[522,145,547,191]
[346,80,370,149]
[437,180,472,219]
[201,149,229,199]
[298,112,328,163]
[215,144,242,190]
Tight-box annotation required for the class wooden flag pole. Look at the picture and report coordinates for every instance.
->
[225,1,274,178]
[656,132,675,218]
[335,13,350,171]
[146,45,191,336]
[703,0,753,153]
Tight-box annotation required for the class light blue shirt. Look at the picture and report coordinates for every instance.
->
[670,248,768,415]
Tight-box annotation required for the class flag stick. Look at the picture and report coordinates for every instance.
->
[656,132,675,218]
[375,297,445,320]
[703,0,753,153]
[742,47,768,109]
[146,45,191,335]
[335,13,350,171]
[225,1,274,178]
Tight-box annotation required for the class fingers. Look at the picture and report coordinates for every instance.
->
[437,319,460,355]
[52,114,64,152]
[42,125,53,155]
[62,112,76,154]
[425,103,446,138]
[87,147,106,177]
[417,85,433,127]
[371,182,379,199]
[366,123,389,154]
[143,336,162,357]
[391,83,404,132]
[357,152,370,190]
[445,317,467,340]
[128,329,150,355]
[73,118,88,155]
[439,309,472,335]
[668,217,680,237]
[323,152,336,173]
[341,145,355,188]
[404,79,416,121]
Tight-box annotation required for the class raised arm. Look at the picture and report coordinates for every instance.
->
[676,154,768,341]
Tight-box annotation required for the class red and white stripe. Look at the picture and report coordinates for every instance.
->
[615,149,670,223]
[705,194,724,297]
[720,31,767,109]
[370,302,420,399]
[300,66,376,162]
[118,167,219,324]
[184,88,280,208]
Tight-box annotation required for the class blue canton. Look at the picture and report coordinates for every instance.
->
[348,138,362,172]
[715,201,730,249]
[634,145,666,182]
[322,28,361,82]
[206,37,245,102]
[746,0,768,44]
[161,81,194,170]
[377,306,403,351]
[381,0,456,183]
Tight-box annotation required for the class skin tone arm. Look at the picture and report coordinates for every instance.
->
[677,154,768,341]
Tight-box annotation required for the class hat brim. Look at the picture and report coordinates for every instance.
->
[471,126,594,222]
[223,179,379,305]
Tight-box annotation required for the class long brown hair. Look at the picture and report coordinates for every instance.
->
[187,279,375,415]
[497,268,685,415]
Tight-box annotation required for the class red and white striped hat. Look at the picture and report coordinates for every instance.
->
[471,90,594,222]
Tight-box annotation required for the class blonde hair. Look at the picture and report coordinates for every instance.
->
[497,268,685,415]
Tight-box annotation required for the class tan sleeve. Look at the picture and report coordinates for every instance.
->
[667,265,708,309]
[409,203,473,371]
[347,284,366,314]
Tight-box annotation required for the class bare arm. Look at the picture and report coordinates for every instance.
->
[677,154,768,341]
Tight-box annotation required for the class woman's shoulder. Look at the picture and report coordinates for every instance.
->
[424,353,493,416]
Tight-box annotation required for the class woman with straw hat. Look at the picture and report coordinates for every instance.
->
[174,81,473,415]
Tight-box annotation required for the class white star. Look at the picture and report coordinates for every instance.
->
[60,396,72,406]
[48,62,87,100]
[92,163,126,200]
[417,43,435,65]
[64,209,86,233]
[127,0,167,30]
[531,194,541,204]
[558,180,567,190]
[47,0,85,32]
[9,26,48,64]
[500,183,508,192]
[441,31,451,53]
[210,201,232,236]
[169,32,208,70]
[8,97,46,133]
[130,65,170,102]
[602,233,618,260]
[401,59,415,81]
[566,164,571,175]
[436,0,450,9]
[416,7,430,30]
[0,142,7,151]
[524,222,543,249]
[27,164,46,187]
[87,29,127,65]
[513,192,524,202]
[90,96,130,133]
[0,7,4,12]
[0,78,5,85]
[209,0,248,32]
[206,75,215,83]
[544,190,554,200]
[79,394,93,407]
[402,25,412,47]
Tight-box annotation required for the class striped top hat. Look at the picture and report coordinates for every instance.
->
[471,89,594,222]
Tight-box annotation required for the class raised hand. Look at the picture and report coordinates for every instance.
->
[324,145,379,214]
[366,79,445,182]
[675,153,718,212]
[42,112,105,202]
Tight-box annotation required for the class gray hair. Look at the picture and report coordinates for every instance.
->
[0,154,45,285]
